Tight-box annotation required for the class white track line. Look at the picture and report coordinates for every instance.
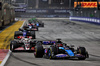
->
[0,20,26,66]
[0,50,11,66]
[20,20,26,28]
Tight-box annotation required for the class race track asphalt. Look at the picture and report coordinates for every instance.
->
[5,18,100,66]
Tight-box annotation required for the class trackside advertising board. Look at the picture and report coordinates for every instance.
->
[74,2,100,8]
[15,9,70,18]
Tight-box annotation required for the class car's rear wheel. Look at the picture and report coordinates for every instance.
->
[42,23,44,27]
[30,31,36,39]
[36,27,38,31]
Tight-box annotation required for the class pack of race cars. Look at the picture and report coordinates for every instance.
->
[10,18,44,51]
[10,18,89,60]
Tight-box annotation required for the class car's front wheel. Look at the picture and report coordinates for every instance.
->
[77,47,87,60]
[34,45,44,58]
[47,46,57,59]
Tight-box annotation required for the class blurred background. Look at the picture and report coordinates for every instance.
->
[2,0,100,18]
[4,0,74,9]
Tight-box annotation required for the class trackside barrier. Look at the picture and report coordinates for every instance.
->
[70,16,100,25]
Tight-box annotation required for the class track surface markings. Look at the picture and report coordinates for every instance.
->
[5,18,100,66]
[0,21,24,64]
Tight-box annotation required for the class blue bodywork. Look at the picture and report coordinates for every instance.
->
[43,41,55,45]
[23,30,27,37]
[65,50,74,56]
[36,23,39,27]
[44,46,86,59]
[59,47,64,50]
[58,47,74,57]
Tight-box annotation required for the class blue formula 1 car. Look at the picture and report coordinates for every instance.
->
[34,39,89,60]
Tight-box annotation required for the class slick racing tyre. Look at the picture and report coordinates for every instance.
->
[34,45,44,58]
[30,31,36,39]
[10,41,17,52]
[48,46,57,59]
[36,27,38,31]
[77,47,87,60]
[42,23,44,27]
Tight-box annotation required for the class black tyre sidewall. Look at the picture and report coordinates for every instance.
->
[30,31,36,39]
[48,46,57,59]
[35,45,44,57]
[77,47,87,60]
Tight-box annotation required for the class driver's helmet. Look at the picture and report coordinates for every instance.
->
[57,43,63,47]
[56,39,63,47]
